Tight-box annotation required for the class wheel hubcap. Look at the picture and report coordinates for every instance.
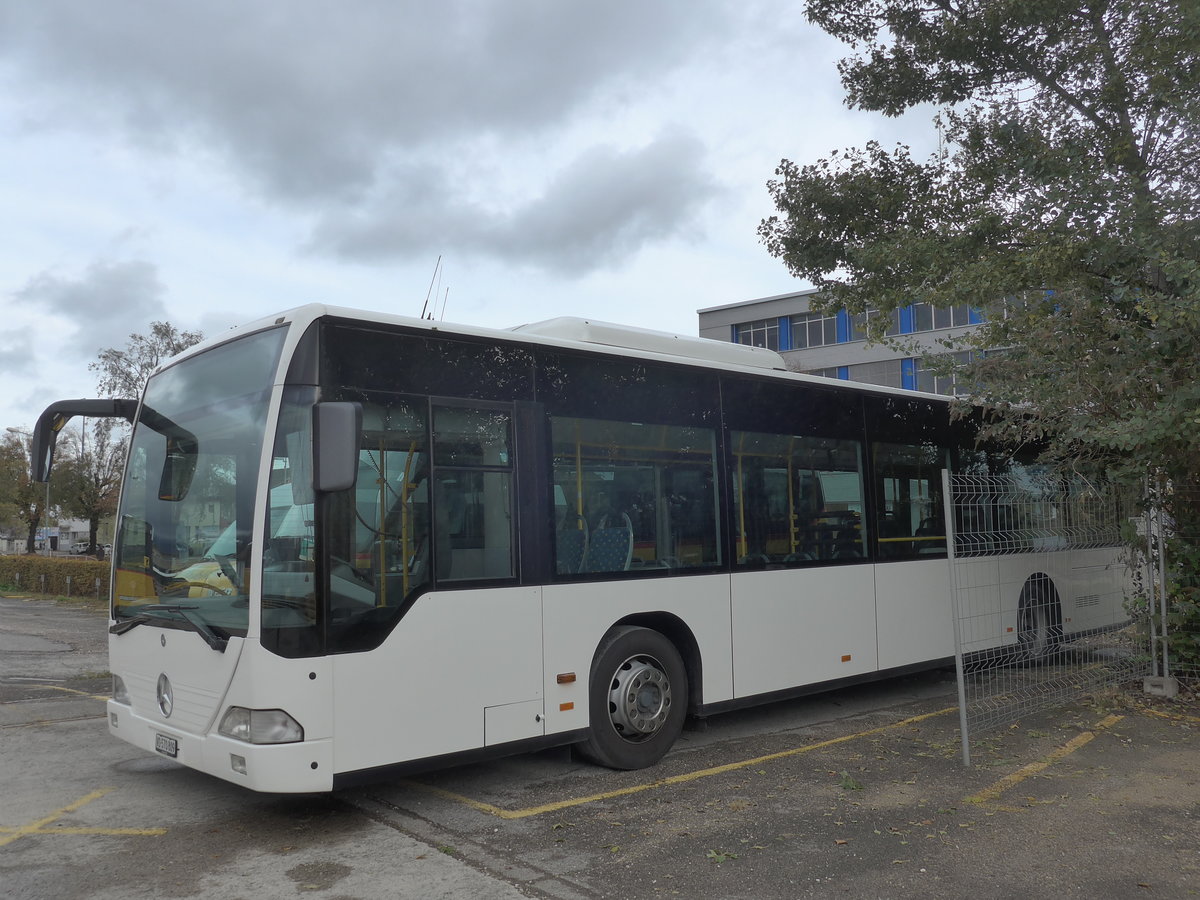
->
[608,655,671,739]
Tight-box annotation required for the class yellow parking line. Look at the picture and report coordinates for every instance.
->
[966,714,1124,806]
[1137,706,1200,726]
[406,706,958,820]
[0,788,166,847]
[37,685,111,702]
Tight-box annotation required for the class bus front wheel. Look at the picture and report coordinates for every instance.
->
[578,626,687,770]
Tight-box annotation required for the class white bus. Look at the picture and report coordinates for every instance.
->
[31,305,1124,792]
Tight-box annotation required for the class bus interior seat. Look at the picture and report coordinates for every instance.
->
[782,551,814,563]
[583,513,633,573]
[915,517,946,553]
[556,515,589,574]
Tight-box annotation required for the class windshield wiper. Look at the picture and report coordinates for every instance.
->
[110,604,228,652]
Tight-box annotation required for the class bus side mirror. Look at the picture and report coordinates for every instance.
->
[313,402,361,493]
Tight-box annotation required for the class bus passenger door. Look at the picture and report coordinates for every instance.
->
[871,441,955,669]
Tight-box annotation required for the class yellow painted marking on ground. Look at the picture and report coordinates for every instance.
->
[966,714,1124,806]
[37,684,110,702]
[406,706,957,820]
[1,715,107,730]
[0,788,166,847]
[1137,706,1200,726]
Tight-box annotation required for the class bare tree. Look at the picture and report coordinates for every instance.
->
[90,321,205,399]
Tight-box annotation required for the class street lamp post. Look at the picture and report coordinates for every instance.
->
[6,426,52,555]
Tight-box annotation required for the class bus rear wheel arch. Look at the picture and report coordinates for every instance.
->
[577,625,688,770]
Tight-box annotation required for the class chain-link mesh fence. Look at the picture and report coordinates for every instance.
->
[944,473,1150,765]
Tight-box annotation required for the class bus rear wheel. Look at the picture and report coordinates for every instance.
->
[577,626,687,770]
[1018,574,1062,663]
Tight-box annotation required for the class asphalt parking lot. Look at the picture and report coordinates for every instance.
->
[2,593,1199,899]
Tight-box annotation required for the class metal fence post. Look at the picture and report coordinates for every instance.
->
[1158,483,1171,682]
[943,469,971,769]
[1145,477,1159,678]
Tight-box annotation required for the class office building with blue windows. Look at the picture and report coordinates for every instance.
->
[697,288,986,395]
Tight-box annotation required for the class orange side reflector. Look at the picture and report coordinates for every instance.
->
[559,702,574,712]
[1006,627,1014,633]
[556,673,576,684]
[841,654,852,662]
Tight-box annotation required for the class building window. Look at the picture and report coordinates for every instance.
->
[911,303,934,333]
[849,309,900,341]
[913,349,1003,394]
[735,319,780,351]
[932,305,978,330]
[803,366,842,380]
[790,311,838,348]
[844,360,904,389]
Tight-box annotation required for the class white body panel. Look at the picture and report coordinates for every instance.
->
[951,556,1006,652]
[1062,548,1133,633]
[731,566,877,697]
[331,587,544,775]
[875,559,956,670]
[108,546,1131,792]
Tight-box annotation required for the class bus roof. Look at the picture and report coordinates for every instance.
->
[161,303,952,405]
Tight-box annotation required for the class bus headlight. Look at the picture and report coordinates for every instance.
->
[112,675,130,705]
[218,707,304,744]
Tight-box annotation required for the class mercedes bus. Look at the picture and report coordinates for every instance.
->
[31,305,1127,791]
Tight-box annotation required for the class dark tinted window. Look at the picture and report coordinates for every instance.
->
[322,322,534,402]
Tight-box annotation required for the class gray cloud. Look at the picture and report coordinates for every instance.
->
[15,260,169,358]
[0,2,733,272]
[0,326,36,376]
[308,132,720,271]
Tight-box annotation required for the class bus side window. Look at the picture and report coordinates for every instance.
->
[872,442,948,559]
[550,416,721,575]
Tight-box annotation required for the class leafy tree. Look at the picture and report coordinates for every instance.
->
[1,431,49,554]
[90,321,205,399]
[759,0,1200,660]
[51,421,125,556]
[760,0,1200,482]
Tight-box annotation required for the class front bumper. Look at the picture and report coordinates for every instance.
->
[107,700,334,793]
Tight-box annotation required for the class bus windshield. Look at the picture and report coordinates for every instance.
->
[111,327,287,640]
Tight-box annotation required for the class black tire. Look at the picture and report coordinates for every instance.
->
[577,626,688,770]
[1017,574,1063,663]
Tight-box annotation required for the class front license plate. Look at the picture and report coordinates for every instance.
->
[155,733,178,758]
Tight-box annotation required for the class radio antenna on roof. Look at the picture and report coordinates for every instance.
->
[420,255,442,319]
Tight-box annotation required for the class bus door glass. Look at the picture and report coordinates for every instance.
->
[872,442,949,559]
[430,404,515,582]
[731,432,867,566]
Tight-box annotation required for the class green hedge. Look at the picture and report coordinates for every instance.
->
[0,556,111,599]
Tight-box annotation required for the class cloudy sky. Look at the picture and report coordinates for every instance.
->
[0,1,935,432]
